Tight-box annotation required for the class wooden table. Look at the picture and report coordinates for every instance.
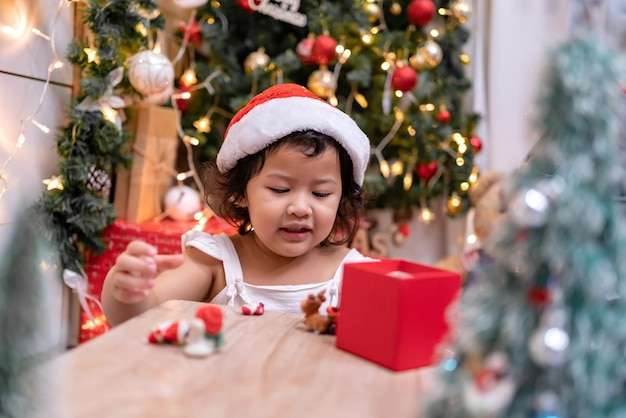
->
[43,300,436,417]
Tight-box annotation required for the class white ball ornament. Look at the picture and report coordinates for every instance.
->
[127,50,174,105]
[164,185,202,221]
[173,0,209,8]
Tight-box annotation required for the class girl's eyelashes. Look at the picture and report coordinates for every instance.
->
[268,187,331,198]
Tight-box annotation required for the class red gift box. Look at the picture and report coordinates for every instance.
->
[79,216,236,344]
[336,259,461,371]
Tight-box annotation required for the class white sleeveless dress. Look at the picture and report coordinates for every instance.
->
[182,231,374,313]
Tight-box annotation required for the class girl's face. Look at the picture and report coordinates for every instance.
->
[243,142,343,258]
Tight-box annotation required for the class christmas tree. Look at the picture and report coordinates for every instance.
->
[174,0,480,219]
[425,31,626,417]
[36,0,479,272]
[0,210,59,417]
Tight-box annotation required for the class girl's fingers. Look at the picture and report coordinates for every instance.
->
[111,271,155,303]
[155,254,185,272]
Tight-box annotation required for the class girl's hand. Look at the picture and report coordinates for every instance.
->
[109,240,185,304]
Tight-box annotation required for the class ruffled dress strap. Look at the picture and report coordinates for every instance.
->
[182,231,252,306]
[328,248,378,306]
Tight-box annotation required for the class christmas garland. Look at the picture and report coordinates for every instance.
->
[35,0,164,271]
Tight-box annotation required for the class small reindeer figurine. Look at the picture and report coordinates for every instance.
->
[300,290,339,334]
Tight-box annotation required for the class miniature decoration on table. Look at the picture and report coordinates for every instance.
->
[241,302,265,316]
[145,304,225,358]
[146,319,190,345]
[300,290,339,335]
[184,304,225,358]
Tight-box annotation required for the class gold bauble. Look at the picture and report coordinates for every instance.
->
[420,39,443,67]
[307,69,337,99]
[409,53,429,71]
[459,53,470,67]
[450,0,472,23]
[364,2,381,22]
[390,2,402,15]
[244,48,270,73]
[446,194,463,216]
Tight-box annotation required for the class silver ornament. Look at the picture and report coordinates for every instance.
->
[528,309,569,366]
[450,0,472,23]
[509,187,550,227]
[420,39,443,68]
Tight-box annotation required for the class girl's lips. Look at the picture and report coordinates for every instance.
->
[279,227,311,240]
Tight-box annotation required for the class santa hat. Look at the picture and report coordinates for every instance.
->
[217,83,371,186]
[195,304,223,335]
[146,320,190,344]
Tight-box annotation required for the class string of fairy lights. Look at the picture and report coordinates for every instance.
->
[0,0,73,201]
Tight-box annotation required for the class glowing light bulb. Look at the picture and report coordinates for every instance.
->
[403,171,413,190]
[419,208,435,224]
[182,69,198,85]
[379,160,390,178]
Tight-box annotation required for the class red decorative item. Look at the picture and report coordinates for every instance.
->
[311,34,338,65]
[391,66,418,92]
[398,223,410,238]
[177,19,202,46]
[336,260,461,371]
[470,135,483,153]
[78,301,111,344]
[175,81,194,112]
[296,37,316,65]
[237,0,258,12]
[415,161,438,180]
[527,286,550,306]
[147,320,190,344]
[435,107,451,123]
[242,302,265,315]
[407,0,436,26]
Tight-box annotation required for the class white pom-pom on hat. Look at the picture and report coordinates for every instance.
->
[217,83,371,186]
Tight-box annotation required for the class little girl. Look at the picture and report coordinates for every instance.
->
[102,84,373,326]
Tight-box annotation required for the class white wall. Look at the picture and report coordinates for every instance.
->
[469,0,626,174]
[0,0,75,350]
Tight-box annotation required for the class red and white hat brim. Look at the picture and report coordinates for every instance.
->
[217,89,370,186]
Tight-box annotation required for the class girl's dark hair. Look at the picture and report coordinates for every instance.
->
[202,130,366,246]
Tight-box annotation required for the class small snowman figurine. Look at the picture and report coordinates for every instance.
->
[184,304,225,358]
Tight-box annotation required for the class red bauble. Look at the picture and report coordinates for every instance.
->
[415,161,438,180]
[470,135,483,153]
[296,37,316,65]
[176,82,193,112]
[527,286,550,307]
[237,0,259,12]
[407,0,436,26]
[391,66,418,92]
[435,107,451,124]
[311,35,338,65]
